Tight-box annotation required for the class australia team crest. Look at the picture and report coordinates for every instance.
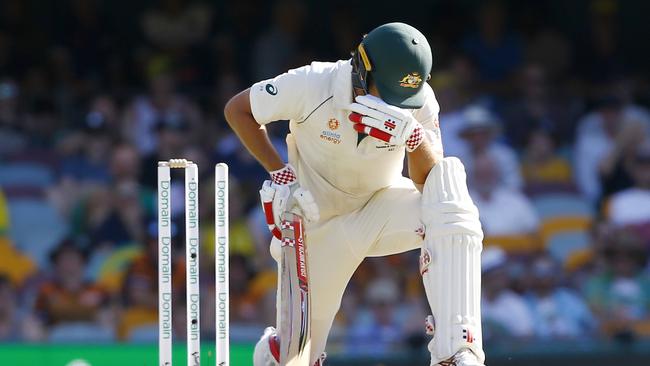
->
[399,72,423,88]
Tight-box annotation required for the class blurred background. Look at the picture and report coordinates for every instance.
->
[1,0,650,365]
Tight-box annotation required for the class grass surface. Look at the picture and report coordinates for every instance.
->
[0,343,255,366]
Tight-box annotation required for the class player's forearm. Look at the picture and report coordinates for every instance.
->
[407,139,441,185]
[224,89,285,172]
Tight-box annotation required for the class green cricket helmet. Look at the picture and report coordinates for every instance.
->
[351,22,432,109]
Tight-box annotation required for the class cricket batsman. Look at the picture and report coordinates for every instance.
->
[224,22,485,366]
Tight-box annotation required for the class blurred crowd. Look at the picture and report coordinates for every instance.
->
[1,0,650,356]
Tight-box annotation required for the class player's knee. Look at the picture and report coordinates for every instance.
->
[422,157,482,238]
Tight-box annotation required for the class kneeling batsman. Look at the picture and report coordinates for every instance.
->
[349,95,485,366]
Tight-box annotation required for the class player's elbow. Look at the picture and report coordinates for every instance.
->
[223,95,237,127]
[224,88,252,128]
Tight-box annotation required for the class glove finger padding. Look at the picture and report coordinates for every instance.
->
[355,94,411,119]
[259,180,282,239]
[293,187,320,222]
[348,102,393,123]
[272,184,291,224]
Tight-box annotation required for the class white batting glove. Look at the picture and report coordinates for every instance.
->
[259,164,320,239]
[348,94,424,152]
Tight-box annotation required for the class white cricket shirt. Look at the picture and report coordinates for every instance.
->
[250,60,440,221]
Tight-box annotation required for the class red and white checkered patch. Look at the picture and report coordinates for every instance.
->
[406,124,424,152]
[280,220,293,230]
[282,238,295,247]
[270,165,297,185]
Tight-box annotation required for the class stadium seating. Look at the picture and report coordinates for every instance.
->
[7,199,68,268]
[483,234,541,254]
[533,193,593,219]
[546,231,591,264]
[0,163,54,188]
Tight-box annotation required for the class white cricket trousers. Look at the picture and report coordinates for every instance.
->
[269,177,423,364]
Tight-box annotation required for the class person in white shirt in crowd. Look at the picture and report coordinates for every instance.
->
[481,247,534,340]
[454,106,522,191]
[524,255,597,339]
[609,141,650,226]
[434,54,492,159]
[470,153,539,236]
[574,95,650,202]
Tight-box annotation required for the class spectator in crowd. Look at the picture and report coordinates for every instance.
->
[520,128,573,192]
[435,54,492,159]
[117,272,157,341]
[481,247,534,340]
[142,115,193,186]
[110,143,143,186]
[228,254,260,324]
[456,106,522,191]
[33,240,113,335]
[502,63,577,148]
[117,221,185,341]
[578,0,626,88]
[584,229,650,338]
[127,221,186,298]
[141,0,213,48]
[470,153,539,236]
[59,101,114,184]
[0,275,44,342]
[22,96,61,148]
[574,95,650,202]
[608,142,650,226]
[462,0,523,86]
[252,0,307,81]
[525,255,596,339]
[524,24,572,83]
[123,71,201,157]
[0,79,27,155]
[77,179,145,250]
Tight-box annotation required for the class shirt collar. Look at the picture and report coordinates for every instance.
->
[332,59,354,110]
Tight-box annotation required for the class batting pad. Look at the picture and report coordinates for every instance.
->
[420,157,485,365]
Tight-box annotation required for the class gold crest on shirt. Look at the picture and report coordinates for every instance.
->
[328,118,340,130]
[399,72,423,88]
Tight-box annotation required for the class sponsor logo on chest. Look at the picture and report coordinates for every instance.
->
[320,118,342,144]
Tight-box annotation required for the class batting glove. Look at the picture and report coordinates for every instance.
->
[348,94,424,152]
[259,164,320,239]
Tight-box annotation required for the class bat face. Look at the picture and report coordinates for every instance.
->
[278,212,312,366]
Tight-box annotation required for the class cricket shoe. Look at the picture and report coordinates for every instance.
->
[436,349,484,366]
[253,326,326,366]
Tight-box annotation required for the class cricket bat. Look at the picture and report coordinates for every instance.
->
[278,211,312,366]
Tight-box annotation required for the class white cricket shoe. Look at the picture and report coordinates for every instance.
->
[436,349,484,366]
[253,326,327,366]
[253,327,280,366]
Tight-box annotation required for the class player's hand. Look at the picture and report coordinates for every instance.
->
[348,95,424,151]
[348,94,424,152]
[259,164,319,239]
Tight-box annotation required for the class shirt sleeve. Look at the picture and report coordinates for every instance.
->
[249,65,310,125]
